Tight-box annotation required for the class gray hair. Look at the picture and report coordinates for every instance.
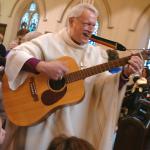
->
[66,3,98,27]
[22,31,42,42]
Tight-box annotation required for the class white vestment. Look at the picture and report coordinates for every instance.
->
[4,28,127,150]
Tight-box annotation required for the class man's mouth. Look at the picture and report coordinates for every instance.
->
[83,32,91,38]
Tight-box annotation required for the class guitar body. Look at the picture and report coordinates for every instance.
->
[2,56,85,126]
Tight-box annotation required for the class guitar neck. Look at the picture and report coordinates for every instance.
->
[65,55,129,83]
[65,50,148,83]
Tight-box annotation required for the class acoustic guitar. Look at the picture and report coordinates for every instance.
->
[2,51,149,126]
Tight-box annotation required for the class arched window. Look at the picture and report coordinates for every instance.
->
[88,20,100,46]
[19,2,40,32]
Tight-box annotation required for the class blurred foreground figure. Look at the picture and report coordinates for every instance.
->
[48,135,95,150]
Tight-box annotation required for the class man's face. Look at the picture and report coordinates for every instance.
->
[69,9,97,45]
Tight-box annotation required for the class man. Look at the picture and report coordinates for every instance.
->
[1,3,143,150]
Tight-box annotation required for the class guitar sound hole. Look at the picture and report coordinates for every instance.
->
[48,78,66,90]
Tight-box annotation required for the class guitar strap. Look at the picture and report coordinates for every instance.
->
[90,34,127,51]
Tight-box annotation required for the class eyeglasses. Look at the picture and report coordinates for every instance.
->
[76,18,96,28]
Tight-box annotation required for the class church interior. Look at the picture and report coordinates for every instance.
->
[0,0,149,49]
[0,0,150,150]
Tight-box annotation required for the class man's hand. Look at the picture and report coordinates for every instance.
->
[35,60,69,80]
[122,55,144,77]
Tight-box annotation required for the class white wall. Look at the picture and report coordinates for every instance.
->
[0,0,149,49]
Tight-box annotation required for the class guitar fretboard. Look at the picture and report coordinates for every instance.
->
[65,50,148,83]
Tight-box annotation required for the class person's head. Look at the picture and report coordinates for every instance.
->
[21,31,42,42]
[67,3,98,45]
[16,28,29,44]
[142,67,150,78]
[48,135,95,150]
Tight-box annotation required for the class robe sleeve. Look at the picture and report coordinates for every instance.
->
[5,34,49,90]
[22,58,40,74]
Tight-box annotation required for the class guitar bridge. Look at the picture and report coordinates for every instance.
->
[29,77,39,101]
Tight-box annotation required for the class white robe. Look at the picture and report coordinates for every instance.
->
[4,28,127,150]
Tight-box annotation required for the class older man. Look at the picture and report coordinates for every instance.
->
[1,3,143,150]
